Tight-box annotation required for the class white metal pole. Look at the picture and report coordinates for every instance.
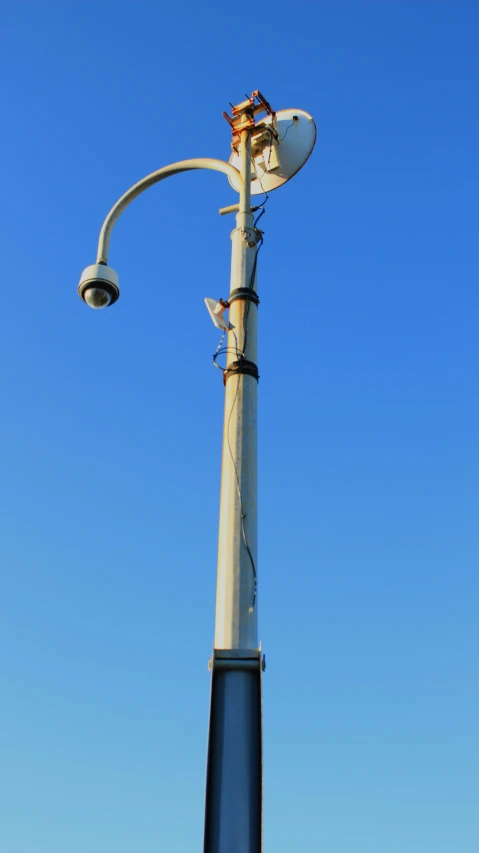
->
[214,128,259,651]
[203,125,263,853]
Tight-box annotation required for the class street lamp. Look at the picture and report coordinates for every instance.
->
[78,91,316,853]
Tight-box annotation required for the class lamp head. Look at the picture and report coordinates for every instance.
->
[78,263,120,308]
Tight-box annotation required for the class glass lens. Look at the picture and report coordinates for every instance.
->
[84,287,112,309]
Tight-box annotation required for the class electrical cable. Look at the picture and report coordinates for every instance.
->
[250,149,270,213]
[278,120,296,143]
[213,329,243,371]
[224,224,265,611]
[225,343,258,610]
[210,153,269,611]
[241,231,264,359]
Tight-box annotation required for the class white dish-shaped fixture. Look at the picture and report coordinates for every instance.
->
[228,108,316,195]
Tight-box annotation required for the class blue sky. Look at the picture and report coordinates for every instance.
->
[1,2,478,851]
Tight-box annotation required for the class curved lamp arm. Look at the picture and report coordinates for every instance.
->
[96,158,242,264]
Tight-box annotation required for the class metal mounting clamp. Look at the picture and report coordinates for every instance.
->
[228,288,260,306]
[223,359,259,384]
[209,648,263,672]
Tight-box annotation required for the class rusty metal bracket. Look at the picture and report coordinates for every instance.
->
[224,90,277,152]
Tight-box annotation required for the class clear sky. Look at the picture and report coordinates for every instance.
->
[1,2,478,852]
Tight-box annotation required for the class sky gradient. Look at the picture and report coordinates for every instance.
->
[1,2,478,852]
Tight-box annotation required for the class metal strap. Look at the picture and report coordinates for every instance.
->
[224,359,259,383]
[228,288,260,306]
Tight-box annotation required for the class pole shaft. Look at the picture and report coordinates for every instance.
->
[214,129,258,650]
[204,126,263,853]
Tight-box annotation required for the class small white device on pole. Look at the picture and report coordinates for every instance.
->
[204,297,234,331]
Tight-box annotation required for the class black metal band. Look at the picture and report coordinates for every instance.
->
[224,359,259,383]
[228,288,260,306]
